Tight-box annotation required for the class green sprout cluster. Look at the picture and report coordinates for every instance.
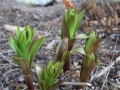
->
[8,4,99,90]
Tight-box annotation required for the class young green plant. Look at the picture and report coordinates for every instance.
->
[79,30,99,89]
[61,4,86,72]
[9,25,45,90]
[71,30,99,89]
[36,38,69,90]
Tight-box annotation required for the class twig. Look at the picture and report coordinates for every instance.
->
[105,0,118,16]
[47,40,56,49]
[0,50,13,54]
[108,79,120,88]
[94,57,120,78]
[101,36,118,90]
[62,82,92,86]
[16,82,92,88]
[3,68,20,76]
[0,53,17,66]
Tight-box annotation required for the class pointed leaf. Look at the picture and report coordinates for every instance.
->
[16,26,21,41]
[70,46,86,55]
[19,31,26,52]
[46,60,53,70]
[74,34,89,39]
[36,65,43,89]
[80,55,96,82]
[43,68,49,81]
[61,17,70,39]
[53,38,68,63]
[26,26,34,44]
[48,66,55,77]
[61,51,69,63]
[8,35,19,56]
[12,57,30,75]
[75,10,85,31]
[85,30,96,52]
[29,36,45,68]
[87,39,99,54]
[69,15,77,39]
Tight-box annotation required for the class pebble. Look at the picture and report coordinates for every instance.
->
[110,78,114,83]
[18,75,24,82]
[117,71,120,75]
[3,87,9,90]
[109,34,118,40]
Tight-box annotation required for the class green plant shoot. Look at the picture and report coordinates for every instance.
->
[61,7,88,72]
[36,38,69,90]
[9,25,45,69]
[71,30,99,89]
[8,25,45,90]
[79,30,99,89]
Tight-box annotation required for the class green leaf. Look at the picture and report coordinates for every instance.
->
[43,68,49,81]
[26,26,34,45]
[70,46,86,55]
[29,36,45,69]
[75,10,85,31]
[12,57,30,75]
[46,60,53,70]
[42,80,49,90]
[85,30,96,52]
[16,26,21,41]
[61,51,69,63]
[80,55,96,83]
[74,34,89,39]
[50,52,69,84]
[53,61,60,68]
[53,38,68,63]
[61,17,70,39]
[86,53,95,65]
[48,66,55,77]
[87,39,99,54]
[8,35,19,56]
[36,65,43,89]
[19,31,26,52]
[69,15,77,40]
[20,44,30,60]
[49,81,63,90]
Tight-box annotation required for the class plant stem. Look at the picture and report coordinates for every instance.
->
[63,39,75,73]
[63,55,70,73]
[25,74,34,90]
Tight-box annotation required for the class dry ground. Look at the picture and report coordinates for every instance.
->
[0,0,120,90]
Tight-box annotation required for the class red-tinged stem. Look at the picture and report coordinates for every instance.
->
[25,74,34,90]
[63,39,75,73]
[63,55,70,73]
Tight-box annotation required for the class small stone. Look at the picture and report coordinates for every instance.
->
[117,71,120,75]
[3,87,9,90]
[18,75,24,82]
[109,34,118,40]
[110,78,114,83]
